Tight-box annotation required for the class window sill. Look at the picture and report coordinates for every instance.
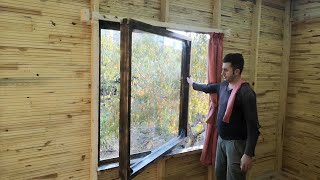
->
[97,145,203,172]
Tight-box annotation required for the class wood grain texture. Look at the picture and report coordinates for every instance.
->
[0,0,91,180]
[91,0,100,179]
[283,2,320,179]
[276,0,292,173]
[2,0,317,179]
[97,1,288,179]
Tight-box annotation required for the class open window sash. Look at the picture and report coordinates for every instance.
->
[99,18,191,179]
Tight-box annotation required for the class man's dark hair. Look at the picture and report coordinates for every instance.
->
[223,53,244,74]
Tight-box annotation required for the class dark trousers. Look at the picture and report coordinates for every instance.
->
[215,136,246,180]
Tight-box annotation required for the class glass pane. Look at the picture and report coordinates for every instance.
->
[100,29,120,161]
[130,31,183,157]
[187,33,210,147]
[168,31,210,150]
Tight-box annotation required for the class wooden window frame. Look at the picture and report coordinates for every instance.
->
[99,19,191,179]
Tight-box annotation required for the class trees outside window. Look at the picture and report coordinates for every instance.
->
[99,19,209,178]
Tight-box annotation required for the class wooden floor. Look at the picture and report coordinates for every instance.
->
[260,172,304,180]
[277,174,303,180]
[251,171,304,180]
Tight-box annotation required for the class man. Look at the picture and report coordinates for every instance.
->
[187,53,260,180]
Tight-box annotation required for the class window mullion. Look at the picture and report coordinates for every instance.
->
[119,18,132,180]
[179,41,191,136]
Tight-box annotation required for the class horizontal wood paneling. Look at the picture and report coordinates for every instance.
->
[283,0,320,179]
[1,0,311,179]
[253,1,285,177]
[97,1,287,179]
[100,0,161,21]
[0,0,91,179]
[168,0,213,28]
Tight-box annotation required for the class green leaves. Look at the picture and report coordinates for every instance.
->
[100,30,210,159]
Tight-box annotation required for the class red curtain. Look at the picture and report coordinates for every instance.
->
[200,32,224,166]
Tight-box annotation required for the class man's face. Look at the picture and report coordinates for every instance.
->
[221,62,237,82]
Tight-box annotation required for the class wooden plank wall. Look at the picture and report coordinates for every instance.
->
[0,0,92,179]
[98,150,208,180]
[100,0,161,22]
[0,0,293,179]
[253,0,286,177]
[98,0,287,179]
[283,0,320,179]
[222,0,286,178]
[221,0,254,80]
[100,0,214,28]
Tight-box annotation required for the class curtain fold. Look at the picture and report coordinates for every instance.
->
[200,32,224,166]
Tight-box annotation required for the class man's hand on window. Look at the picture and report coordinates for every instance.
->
[187,77,194,86]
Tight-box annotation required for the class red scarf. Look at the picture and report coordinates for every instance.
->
[223,79,246,123]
